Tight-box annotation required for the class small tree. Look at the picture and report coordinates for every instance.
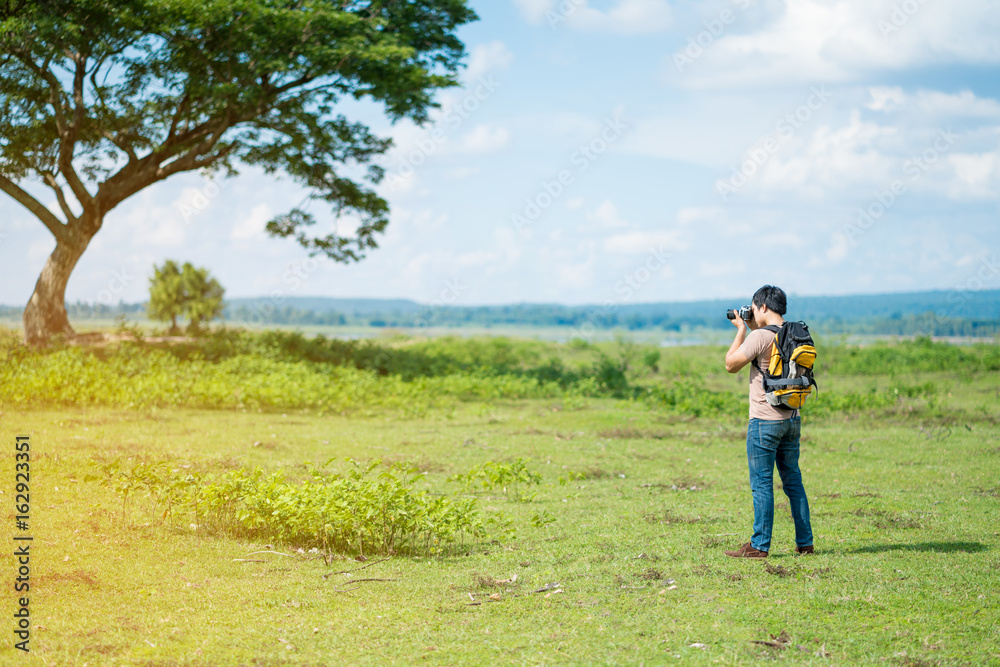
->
[180,263,224,333]
[148,260,224,334]
[148,260,184,333]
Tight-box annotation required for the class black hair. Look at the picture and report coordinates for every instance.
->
[752,285,787,315]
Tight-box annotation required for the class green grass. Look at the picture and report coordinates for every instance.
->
[1,336,999,665]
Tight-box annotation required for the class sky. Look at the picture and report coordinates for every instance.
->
[2,0,1000,310]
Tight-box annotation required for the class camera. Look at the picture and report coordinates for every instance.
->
[727,305,753,322]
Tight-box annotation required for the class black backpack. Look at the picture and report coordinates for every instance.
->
[754,322,817,410]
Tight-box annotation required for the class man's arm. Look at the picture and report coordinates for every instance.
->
[725,319,753,373]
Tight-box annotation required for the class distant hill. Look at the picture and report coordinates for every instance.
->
[225,290,1000,321]
[225,296,424,316]
[3,290,999,337]
[213,290,1000,336]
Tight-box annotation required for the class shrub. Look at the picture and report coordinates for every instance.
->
[88,457,518,556]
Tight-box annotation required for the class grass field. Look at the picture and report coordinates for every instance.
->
[1,332,998,665]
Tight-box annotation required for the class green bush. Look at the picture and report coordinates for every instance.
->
[88,457,519,556]
[644,379,938,420]
[821,337,1000,375]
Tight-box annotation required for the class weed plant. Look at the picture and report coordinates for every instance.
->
[88,457,516,557]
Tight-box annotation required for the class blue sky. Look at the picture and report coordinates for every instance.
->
[2,0,1000,309]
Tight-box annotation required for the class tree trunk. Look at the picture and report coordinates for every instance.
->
[23,229,94,346]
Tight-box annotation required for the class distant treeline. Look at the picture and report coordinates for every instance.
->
[0,302,146,320]
[2,298,999,337]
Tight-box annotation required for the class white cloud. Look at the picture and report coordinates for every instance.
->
[448,166,481,180]
[403,252,433,282]
[699,259,746,278]
[566,0,673,34]
[458,125,511,153]
[669,0,1000,89]
[557,256,596,289]
[231,203,272,241]
[865,86,908,113]
[384,168,417,195]
[515,0,673,34]
[513,0,552,24]
[604,229,684,255]
[585,200,630,230]
[947,152,1000,199]
[28,238,54,263]
[465,41,514,82]
[867,87,1000,118]
[751,112,899,197]
[131,202,187,247]
[824,232,851,264]
[456,249,498,267]
[677,206,725,226]
[705,98,1000,204]
[385,208,448,241]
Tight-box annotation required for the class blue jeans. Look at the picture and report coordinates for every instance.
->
[746,417,813,552]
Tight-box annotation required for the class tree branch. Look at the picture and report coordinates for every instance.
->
[101,130,138,164]
[0,173,67,241]
[13,49,96,211]
[55,50,94,210]
[40,171,79,224]
[156,120,232,180]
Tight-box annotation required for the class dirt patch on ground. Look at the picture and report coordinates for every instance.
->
[644,509,710,525]
[640,475,713,492]
[852,508,924,529]
[702,535,729,548]
[598,427,669,440]
[36,570,100,588]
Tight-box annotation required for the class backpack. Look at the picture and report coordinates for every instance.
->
[754,321,817,410]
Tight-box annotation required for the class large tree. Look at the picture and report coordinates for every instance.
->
[0,0,476,345]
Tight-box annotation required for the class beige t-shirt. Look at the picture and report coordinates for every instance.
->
[739,327,796,421]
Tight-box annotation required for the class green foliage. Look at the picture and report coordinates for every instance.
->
[644,378,941,420]
[822,337,1000,375]
[530,510,556,529]
[148,260,225,334]
[641,348,661,373]
[1,0,478,344]
[448,458,543,502]
[646,379,744,419]
[1,331,991,420]
[88,456,515,556]
[592,352,631,398]
[0,0,477,259]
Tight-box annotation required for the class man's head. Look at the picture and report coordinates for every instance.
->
[750,285,787,328]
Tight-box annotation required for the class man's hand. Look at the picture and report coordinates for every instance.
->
[725,318,752,374]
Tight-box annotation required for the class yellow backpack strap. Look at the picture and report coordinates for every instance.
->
[751,325,781,379]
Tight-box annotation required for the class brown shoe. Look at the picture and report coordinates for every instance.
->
[794,545,815,555]
[724,542,768,558]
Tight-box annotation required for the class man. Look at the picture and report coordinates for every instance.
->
[723,285,814,558]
